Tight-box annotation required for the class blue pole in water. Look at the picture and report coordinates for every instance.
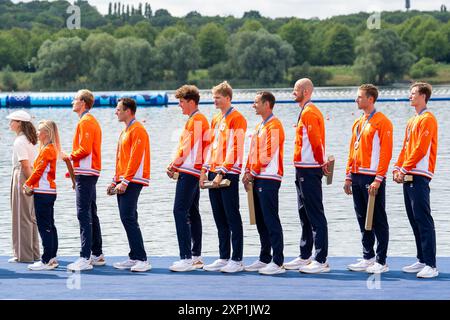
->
[0,92,169,108]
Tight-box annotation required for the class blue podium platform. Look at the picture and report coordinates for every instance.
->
[0,256,449,300]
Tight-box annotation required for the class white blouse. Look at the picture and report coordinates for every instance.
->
[12,134,38,168]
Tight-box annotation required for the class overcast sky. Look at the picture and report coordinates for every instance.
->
[11,0,449,19]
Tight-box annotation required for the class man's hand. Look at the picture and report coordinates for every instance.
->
[322,160,330,176]
[343,180,352,195]
[114,182,128,194]
[199,171,207,189]
[106,183,117,195]
[242,172,254,192]
[393,171,404,184]
[61,151,70,162]
[212,173,223,188]
[23,184,33,196]
[368,180,380,196]
[166,164,175,179]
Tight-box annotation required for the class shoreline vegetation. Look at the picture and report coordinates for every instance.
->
[1,1,450,92]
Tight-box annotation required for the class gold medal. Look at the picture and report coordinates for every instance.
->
[354,141,359,150]
[220,122,226,131]
[213,141,218,149]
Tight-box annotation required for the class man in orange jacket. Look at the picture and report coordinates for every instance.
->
[344,84,393,274]
[167,85,210,272]
[284,78,331,274]
[200,81,247,273]
[63,89,104,271]
[393,82,439,278]
[108,97,151,273]
[242,91,286,275]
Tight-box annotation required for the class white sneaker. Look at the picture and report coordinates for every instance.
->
[192,256,204,269]
[27,260,58,271]
[299,260,330,274]
[366,262,389,274]
[113,259,137,270]
[259,262,286,275]
[8,257,18,263]
[220,260,244,273]
[244,260,268,272]
[347,258,375,272]
[283,257,312,270]
[203,259,229,271]
[131,260,152,272]
[91,254,106,266]
[170,259,195,272]
[67,257,93,271]
[402,261,426,273]
[416,265,439,278]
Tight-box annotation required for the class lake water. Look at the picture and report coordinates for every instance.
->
[1,87,449,259]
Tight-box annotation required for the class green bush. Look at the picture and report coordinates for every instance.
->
[410,57,438,78]
[1,66,18,91]
[288,62,332,86]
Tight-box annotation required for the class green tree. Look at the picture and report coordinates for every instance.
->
[113,25,136,38]
[0,29,30,70]
[288,62,332,86]
[156,26,184,42]
[33,37,86,90]
[228,30,295,84]
[82,33,117,88]
[74,0,107,28]
[417,31,449,62]
[278,19,311,65]
[1,65,18,91]
[111,37,160,89]
[151,9,176,27]
[398,15,440,55]
[156,32,200,82]
[133,21,158,45]
[243,11,262,19]
[409,57,438,78]
[197,23,228,68]
[441,21,450,62]
[354,29,415,84]
[238,20,264,32]
[53,28,91,41]
[323,24,354,65]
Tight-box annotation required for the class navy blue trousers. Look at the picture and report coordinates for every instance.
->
[117,183,147,261]
[295,168,328,263]
[208,172,243,261]
[173,172,202,259]
[253,179,284,266]
[351,174,389,265]
[34,193,58,264]
[403,175,436,267]
[76,175,103,258]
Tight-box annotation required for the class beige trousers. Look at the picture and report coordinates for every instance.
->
[10,166,40,262]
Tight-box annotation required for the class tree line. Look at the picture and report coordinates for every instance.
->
[1,0,450,91]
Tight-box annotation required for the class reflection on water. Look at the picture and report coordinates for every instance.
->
[1,95,449,258]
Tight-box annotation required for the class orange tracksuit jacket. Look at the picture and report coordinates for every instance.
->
[113,120,151,186]
[70,112,102,176]
[294,102,326,168]
[203,107,247,175]
[394,108,438,179]
[171,110,210,178]
[345,111,393,182]
[245,114,285,181]
[25,143,57,195]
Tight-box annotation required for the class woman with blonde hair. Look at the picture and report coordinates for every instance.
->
[24,120,61,271]
[6,110,40,263]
